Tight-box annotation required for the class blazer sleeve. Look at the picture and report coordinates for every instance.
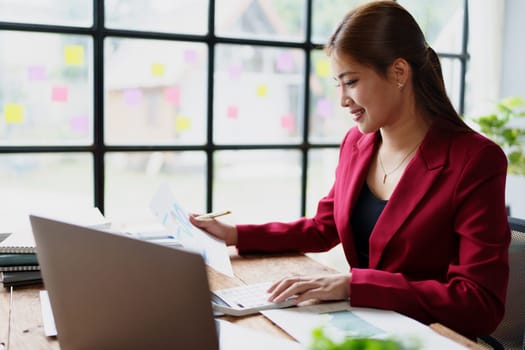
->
[234,131,358,254]
[350,142,511,338]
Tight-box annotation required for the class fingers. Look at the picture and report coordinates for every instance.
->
[268,274,351,304]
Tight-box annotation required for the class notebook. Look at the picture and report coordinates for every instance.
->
[30,214,304,350]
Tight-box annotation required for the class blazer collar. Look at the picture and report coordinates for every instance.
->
[367,125,451,268]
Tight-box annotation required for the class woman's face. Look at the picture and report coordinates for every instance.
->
[330,52,403,134]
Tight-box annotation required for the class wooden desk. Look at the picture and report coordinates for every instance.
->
[0,251,483,349]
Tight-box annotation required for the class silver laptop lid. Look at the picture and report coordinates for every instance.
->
[30,214,219,350]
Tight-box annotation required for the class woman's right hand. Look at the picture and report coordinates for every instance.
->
[188,214,238,246]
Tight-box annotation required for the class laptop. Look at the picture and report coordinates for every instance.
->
[30,214,303,350]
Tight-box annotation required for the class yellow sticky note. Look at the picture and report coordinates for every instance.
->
[315,59,330,77]
[64,45,84,66]
[256,84,268,97]
[4,103,24,124]
[175,115,191,131]
[151,63,165,77]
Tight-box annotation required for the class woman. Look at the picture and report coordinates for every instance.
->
[190,0,510,339]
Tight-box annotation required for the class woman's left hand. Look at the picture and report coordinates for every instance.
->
[267,273,351,304]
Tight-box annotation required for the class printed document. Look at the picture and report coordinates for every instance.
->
[149,184,233,277]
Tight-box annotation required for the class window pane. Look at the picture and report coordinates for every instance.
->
[105,0,208,35]
[440,57,462,112]
[213,150,301,223]
[309,50,355,144]
[0,31,93,146]
[398,0,464,53]
[104,151,206,224]
[1,153,93,229]
[105,38,208,145]
[312,0,371,44]
[306,148,338,217]
[0,0,92,27]
[215,0,306,41]
[214,44,304,144]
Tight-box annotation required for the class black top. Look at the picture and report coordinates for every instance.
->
[350,181,387,268]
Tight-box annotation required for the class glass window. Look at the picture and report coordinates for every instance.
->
[215,0,306,41]
[104,38,208,145]
[213,150,301,223]
[398,0,465,53]
[309,50,355,144]
[311,0,371,44]
[306,148,338,217]
[214,44,305,144]
[105,0,208,35]
[0,31,93,146]
[104,151,206,224]
[0,0,92,27]
[1,153,93,228]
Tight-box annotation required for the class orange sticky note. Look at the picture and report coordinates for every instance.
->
[315,59,330,77]
[152,63,165,77]
[256,84,268,97]
[175,115,191,131]
[4,103,24,124]
[64,45,84,66]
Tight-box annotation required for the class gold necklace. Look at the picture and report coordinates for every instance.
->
[378,144,420,184]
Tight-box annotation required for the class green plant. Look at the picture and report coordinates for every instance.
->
[469,96,525,175]
[308,328,419,350]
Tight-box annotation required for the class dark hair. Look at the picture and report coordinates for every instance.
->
[325,0,470,130]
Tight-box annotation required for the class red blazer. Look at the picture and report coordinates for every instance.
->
[236,122,510,338]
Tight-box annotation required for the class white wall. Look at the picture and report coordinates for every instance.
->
[500,0,525,218]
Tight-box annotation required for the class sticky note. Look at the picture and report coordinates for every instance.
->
[184,50,198,64]
[28,66,46,81]
[124,89,142,106]
[280,113,295,131]
[317,98,333,118]
[256,84,268,97]
[164,86,181,106]
[227,106,238,119]
[4,103,24,124]
[315,59,330,77]
[152,63,165,77]
[52,86,69,102]
[276,52,294,72]
[70,115,89,134]
[64,45,84,66]
[228,65,242,80]
[175,115,191,131]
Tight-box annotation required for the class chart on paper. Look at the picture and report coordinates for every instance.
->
[149,183,233,277]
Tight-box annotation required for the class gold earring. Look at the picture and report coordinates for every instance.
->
[397,82,404,88]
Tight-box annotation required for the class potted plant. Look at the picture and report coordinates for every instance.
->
[469,96,525,175]
[469,96,525,216]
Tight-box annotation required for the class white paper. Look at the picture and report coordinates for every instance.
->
[39,291,57,337]
[262,302,467,350]
[149,184,233,277]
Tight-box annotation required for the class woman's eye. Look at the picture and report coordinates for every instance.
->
[344,79,357,86]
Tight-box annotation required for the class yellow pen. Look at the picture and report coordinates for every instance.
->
[195,210,232,220]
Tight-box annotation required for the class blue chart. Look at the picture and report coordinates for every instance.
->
[149,183,233,276]
[324,310,384,338]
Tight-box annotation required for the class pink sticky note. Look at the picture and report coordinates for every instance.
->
[70,115,89,134]
[28,66,46,81]
[280,113,295,131]
[164,86,181,106]
[227,106,238,119]
[124,89,142,106]
[184,50,198,64]
[228,64,242,80]
[276,52,294,72]
[52,86,68,102]
[317,98,333,119]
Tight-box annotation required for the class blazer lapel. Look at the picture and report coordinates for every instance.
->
[368,126,451,269]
